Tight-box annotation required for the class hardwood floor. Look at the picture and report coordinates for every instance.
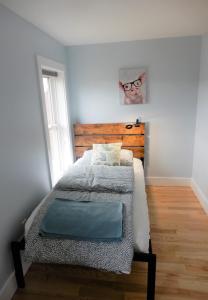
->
[13,186,208,300]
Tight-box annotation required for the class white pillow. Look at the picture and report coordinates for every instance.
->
[81,148,133,167]
[120,149,133,166]
[93,143,122,152]
[91,148,121,166]
[74,150,92,166]
[91,143,122,166]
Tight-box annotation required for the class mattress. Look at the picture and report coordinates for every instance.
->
[25,158,150,253]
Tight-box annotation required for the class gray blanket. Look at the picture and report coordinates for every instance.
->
[24,164,134,274]
[55,164,133,193]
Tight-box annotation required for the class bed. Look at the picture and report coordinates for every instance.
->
[11,122,156,300]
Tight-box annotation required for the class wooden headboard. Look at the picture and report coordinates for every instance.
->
[74,123,145,161]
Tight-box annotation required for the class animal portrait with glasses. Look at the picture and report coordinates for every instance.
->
[119,69,146,105]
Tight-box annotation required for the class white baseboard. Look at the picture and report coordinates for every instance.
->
[145,176,191,186]
[0,260,31,300]
[191,179,208,214]
[145,176,208,215]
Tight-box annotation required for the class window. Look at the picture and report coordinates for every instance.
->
[37,57,73,186]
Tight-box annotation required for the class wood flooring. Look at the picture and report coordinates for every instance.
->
[12,186,208,300]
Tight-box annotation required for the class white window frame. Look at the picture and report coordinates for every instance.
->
[36,55,73,187]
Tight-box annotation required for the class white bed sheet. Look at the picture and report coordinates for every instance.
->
[25,158,150,253]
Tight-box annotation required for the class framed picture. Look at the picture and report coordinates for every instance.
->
[119,68,147,105]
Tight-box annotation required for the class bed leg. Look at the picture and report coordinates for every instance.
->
[11,239,25,288]
[147,253,156,300]
[149,239,152,254]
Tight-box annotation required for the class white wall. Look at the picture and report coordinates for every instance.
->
[67,36,201,178]
[192,35,208,210]
[0,4,67,291]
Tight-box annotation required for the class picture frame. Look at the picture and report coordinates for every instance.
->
[119,68,147,105]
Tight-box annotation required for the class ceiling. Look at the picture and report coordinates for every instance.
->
[1,0,208,46]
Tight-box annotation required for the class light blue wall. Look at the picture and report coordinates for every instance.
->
[67,36,201,178]
[193,35,208,204]
[0,4,67,290]
[0,2,204,292]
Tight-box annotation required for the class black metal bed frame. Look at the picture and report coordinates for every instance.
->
[11,154,156,299]
[11,236,156,300]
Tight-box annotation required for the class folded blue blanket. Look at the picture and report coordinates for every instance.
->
[39,198,123,242]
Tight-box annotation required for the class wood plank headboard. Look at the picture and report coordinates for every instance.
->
[74,123,145,161]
